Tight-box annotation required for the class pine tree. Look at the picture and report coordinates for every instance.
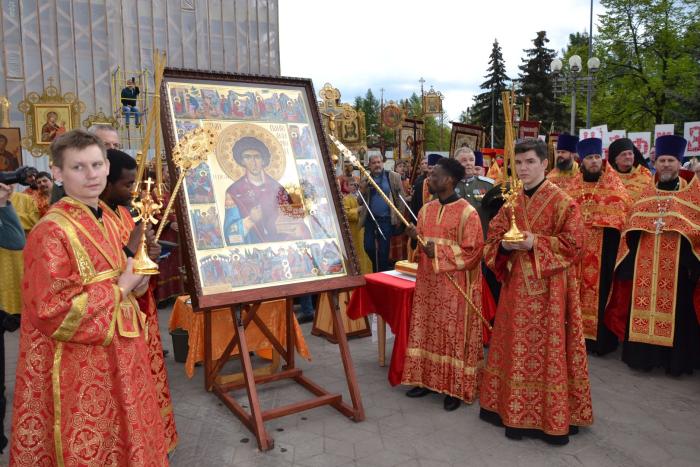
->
[469,39,510,147]
[518,31,565,130]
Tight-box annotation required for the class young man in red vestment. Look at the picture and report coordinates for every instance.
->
[403,157,484,411]
[99,148,179,453]
[568,138,631,355]
[10,130,168,465]
[605,135,700,376]
[479,138,593,445]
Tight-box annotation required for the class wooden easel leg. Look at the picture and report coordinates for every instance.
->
[233,305,272,451]
[330,291,365,421]
[204,309,213,391]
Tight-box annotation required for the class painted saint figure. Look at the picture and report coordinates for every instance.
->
[223,136,292,245]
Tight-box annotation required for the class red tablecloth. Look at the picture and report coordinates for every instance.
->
[347,272,415,386]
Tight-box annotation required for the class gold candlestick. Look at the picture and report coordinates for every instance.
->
[132,177,162,275]
[500,90,525,243]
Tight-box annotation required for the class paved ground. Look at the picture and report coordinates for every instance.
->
[2,308,700,466]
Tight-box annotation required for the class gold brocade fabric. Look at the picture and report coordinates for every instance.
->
[342,194,372,274]
[546,161,580,193]
[481,180,593,434]
[24,187,50,217]
[616,164,652,201]
[617,177,700,347]
[10,198,168,466]
[568,167,631,339]
[401,199,484,402]
[102,204,179,453]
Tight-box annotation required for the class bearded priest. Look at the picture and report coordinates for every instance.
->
[605,135,700,376]
[568,138,631,355]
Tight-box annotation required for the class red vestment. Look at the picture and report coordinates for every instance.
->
[568,166,630,340]
[546,161,579,193]
[401,198,484,403]
[10,198,167,466]
[615,164,652,201]
[480,180,593,435]
[605,176,700,347]
[103,204,179,453]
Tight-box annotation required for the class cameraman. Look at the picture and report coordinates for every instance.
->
[0,180,24,453]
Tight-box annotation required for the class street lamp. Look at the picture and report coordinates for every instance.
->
[551,54,600,134]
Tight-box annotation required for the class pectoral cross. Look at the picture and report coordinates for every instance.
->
[654,217,665,234]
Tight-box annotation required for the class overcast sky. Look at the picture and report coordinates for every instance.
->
[280,0,601,121]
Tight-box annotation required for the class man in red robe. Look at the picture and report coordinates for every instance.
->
[568,138,631,355]
[10,130,168,465]
[402,158,484,411]
[605,135,700,376]
[546,133,580,192]
[479,138,592,445]
[100,148,179,453]
[608,137,653,201]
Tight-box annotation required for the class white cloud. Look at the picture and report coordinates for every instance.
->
[280,0,601,121]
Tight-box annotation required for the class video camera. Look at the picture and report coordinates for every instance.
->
[0,166,38,186]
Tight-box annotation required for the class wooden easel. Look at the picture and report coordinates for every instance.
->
[203,289,365,451]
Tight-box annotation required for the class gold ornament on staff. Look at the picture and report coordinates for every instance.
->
[131,49,168,274]
[500,90,525,243]
[328,134,492,331]
[132,177,163,275]
[154,127,216,242]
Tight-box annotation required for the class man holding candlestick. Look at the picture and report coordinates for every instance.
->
[479,138,592,445]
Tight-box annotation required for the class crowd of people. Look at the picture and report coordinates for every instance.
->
[338,134,699,446]
[0,125,697,463]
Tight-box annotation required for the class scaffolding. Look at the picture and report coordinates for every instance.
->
[110,66,151,150]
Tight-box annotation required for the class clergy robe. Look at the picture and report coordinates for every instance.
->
[568,165,630,354]
[480,180,593,435]
[605,174,700,375]
[401,197,484,403]
[10,197,167,466]
[615,164,652,202]
[152,191,184,303]
[342,193,372,274]
[103,204,178,453]
[546,161,580,193]
[23,186,50,217]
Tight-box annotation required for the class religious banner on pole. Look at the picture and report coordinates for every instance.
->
[579,124,608,143]
[654,124,674,141]
[628,132,652,159]
[518,121,540,139]
[683,121,700,157]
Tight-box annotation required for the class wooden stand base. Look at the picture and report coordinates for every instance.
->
[203,290,365,451]
[311,291,371,343]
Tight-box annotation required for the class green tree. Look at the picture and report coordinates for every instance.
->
[518,31,565,130]
[469,39,510,147]
[593,0,700,129]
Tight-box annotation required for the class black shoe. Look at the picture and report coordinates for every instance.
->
[569,425,579,435]
[505,427,523,440]
[443,395,461,411]
[540,433,569,446]
[479,408,504,427]
[405,386,432,398]
[163,349,170,358]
